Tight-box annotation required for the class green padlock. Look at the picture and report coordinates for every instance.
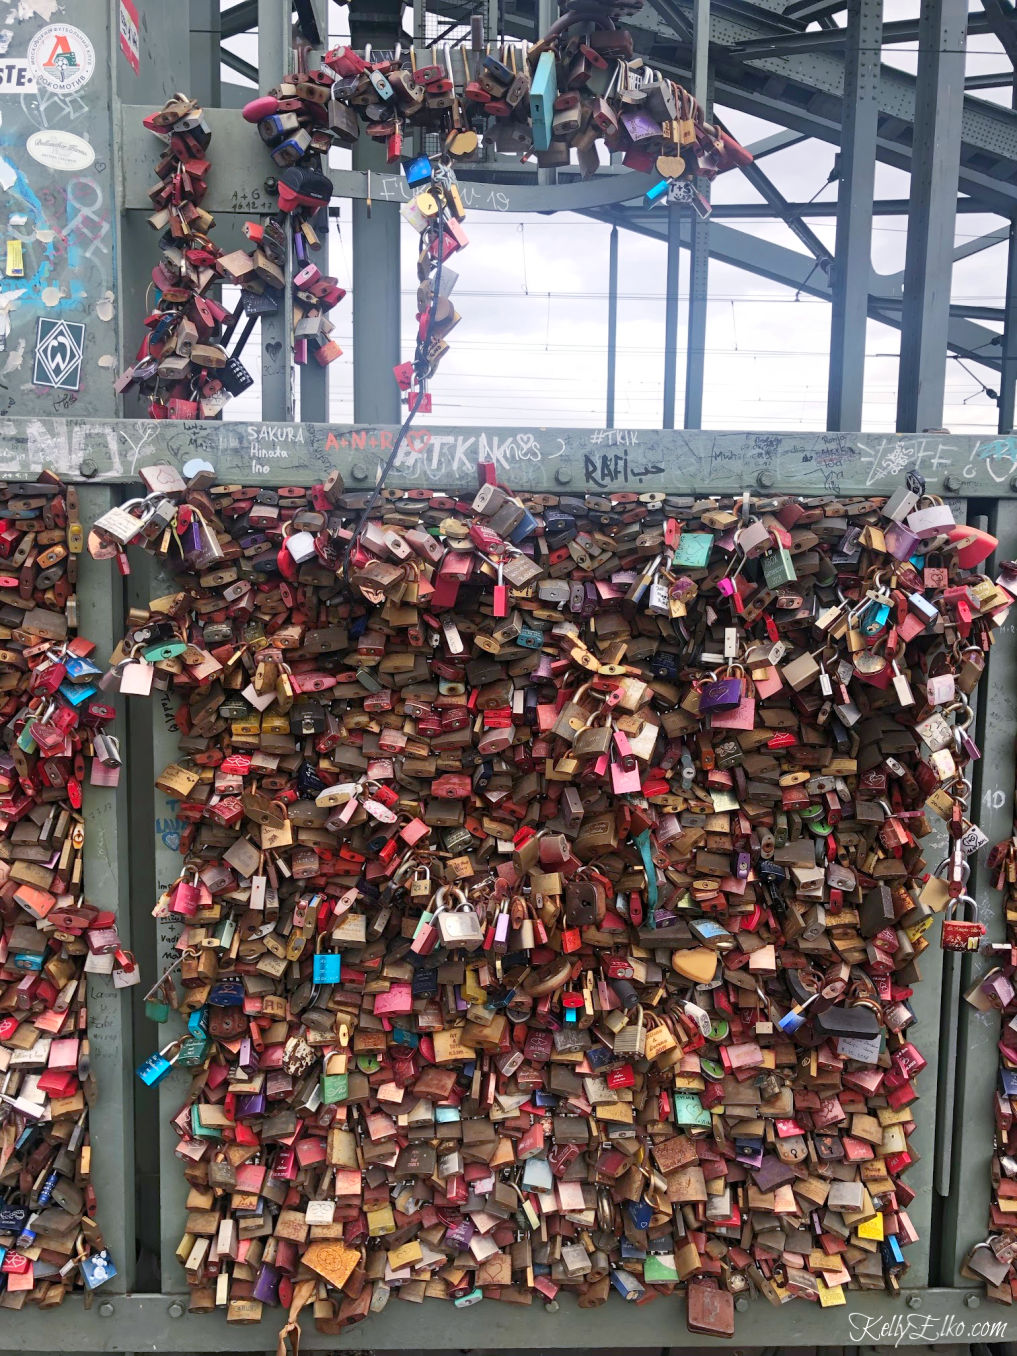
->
[145,997,170,1023]
[142,640,189,662]
[320,1072,349,1104]
[178,1034,211,1067]
[672,1090,712,1128]
[761,529,797,588]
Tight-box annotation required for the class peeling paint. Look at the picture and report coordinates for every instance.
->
[12,0,61,23]
[2,335,25,371]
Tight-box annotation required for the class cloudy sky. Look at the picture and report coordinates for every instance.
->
[224,0,1012,433]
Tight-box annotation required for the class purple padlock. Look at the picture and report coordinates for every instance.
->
[620,109,663,143]
[445,1217,475,1250]
[699,676,742,711]
[983,971,1014,1009]
[252,1262,280,1305]
[236,1090,267,1119]
[494,908,510,948]
[237,1035,259,1076]
[884,520,921,561]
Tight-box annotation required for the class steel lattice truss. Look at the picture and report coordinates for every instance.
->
[218,0,1017,432]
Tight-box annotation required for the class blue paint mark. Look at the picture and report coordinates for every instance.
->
[0,154,88,312]
[976,436,1017,461]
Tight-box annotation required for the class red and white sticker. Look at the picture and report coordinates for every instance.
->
[119,0,140,75]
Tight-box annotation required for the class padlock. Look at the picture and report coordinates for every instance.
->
[940,894,986,952]
[137,1041,182,1086]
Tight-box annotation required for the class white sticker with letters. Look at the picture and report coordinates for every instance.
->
[0,60,35,93]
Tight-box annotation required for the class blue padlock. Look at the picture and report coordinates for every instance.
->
[313,952,342,984]
[63,653,102,682]
[405,155,433,187]
[862,599,891,634]
[516,625,544,649]
[208,976,245,1006]
[644,177,670,207]
[610,1267,645,1301]
[79,1249,118,1290]
[59,680,97,707]
[0,1201,27,1232]
[627,1198,653,1231]
[507,505,539,544]
[137,1043,179,1087]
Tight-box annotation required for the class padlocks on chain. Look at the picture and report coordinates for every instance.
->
[108,466,1003,1333]
[118,96,273,417]
[248,0,752,212]
[241,31,346,374]
[0,473,122,1307]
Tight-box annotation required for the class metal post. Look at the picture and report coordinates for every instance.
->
[684,0,710,429]
[662,206,681,428]
[299,0,330,423]
[939,500,1017,1284]
[351,0,402,425]
[607,224,618,428]
[78,486,135,1292]
[537,0,556,186]
[259,0,295,421]
[189,0,222,108]
[826,0,881,431]
[1000,221,1017,433]
[896,0,967,432]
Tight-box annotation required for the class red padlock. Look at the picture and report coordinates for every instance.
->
[940,894,986,951]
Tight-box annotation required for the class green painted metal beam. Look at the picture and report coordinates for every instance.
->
[3,1286,1014,1348]
[13,418,1017,495]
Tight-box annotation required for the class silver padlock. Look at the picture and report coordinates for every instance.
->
[435,887,484,951]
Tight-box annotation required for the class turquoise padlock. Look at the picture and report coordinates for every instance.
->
[672,531,714,568]
[142,640,189,662]
[313,952,342,984]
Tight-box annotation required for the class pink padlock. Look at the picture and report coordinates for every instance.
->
[926,672,955,705]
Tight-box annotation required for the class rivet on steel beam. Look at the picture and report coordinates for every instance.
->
[943,474,962,493]
[756,470,775,489]
[965,1293,981,1309]
[98,1301,115,1318]
[906,1293,922,1309]
[351,463,369,482]
[168,1301,185,1318]
[80,459,98,479]
[555,467,573,485]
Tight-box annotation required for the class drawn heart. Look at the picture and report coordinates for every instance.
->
[265,340,283,363]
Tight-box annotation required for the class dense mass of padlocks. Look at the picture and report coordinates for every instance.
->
[249,0,750,194]
[119,94,342,420]
[95,461,1005,1333]
[0,475,124,1308]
